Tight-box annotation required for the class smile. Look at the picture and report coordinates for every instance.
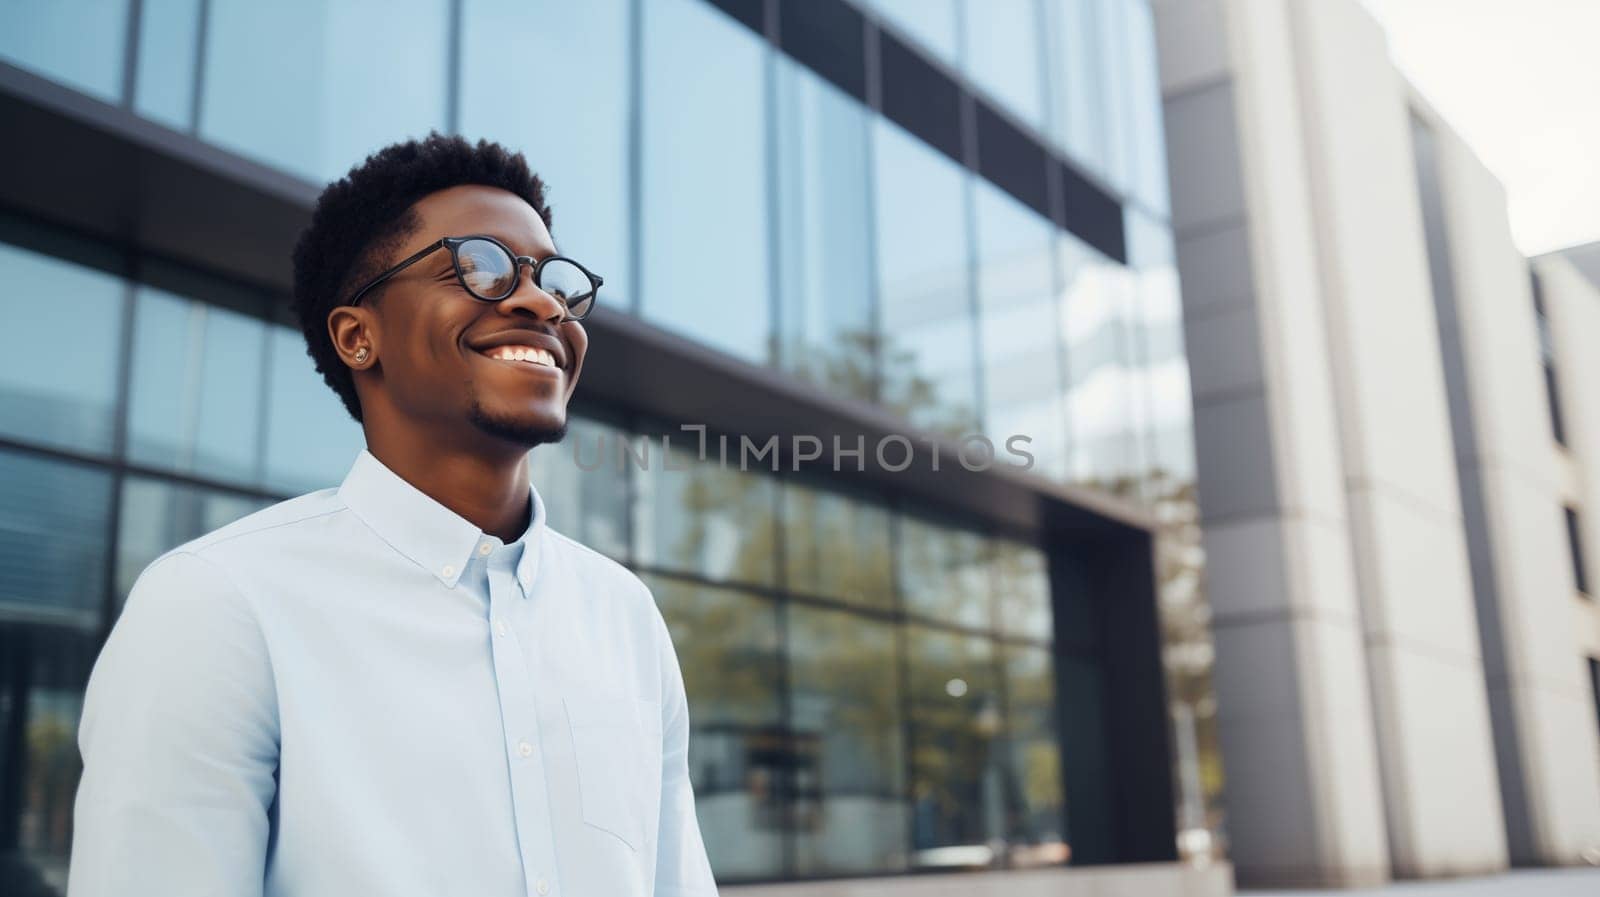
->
[480,345,559,368]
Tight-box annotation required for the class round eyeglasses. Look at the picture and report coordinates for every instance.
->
[347,234,601,321]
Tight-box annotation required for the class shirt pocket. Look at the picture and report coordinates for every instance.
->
[563,692,654,852]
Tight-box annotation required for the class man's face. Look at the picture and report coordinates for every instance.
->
[346,184,588,451]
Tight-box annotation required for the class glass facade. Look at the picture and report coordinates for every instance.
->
[0,0,1223,890]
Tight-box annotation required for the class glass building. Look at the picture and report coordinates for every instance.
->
[0,0,1221,892]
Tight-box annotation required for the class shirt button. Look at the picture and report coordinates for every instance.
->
[441,564,455,578]
[494,620,508,637]
[536,878,549,895]
[517,740,533,758]
[478,542,492,556]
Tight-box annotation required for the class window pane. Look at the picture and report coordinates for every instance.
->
[631,433,778,587]
[864,0,960,68]
[0,623,99,892]
[199,0,450,182]
[1126,210,1194,496]
[460,0,631,304]
[645,574,784,881]
[1121,0,1171,213]
[1000,643,1068,864]
[873,121,980,436]
[527,416,630,561]
[961,0,1045,130]
[1044,0,1110,182]
[114,476,271,606]
[993,540,1052,642]
[0,242,123,457]
[0,449,112,624]
[1091,0,1133,193]
[640,0,771,363]
[774,57,876,402]
[1060,233,1144,499]
[787,604,908,875]
[781,481,892,609]
[973,179,1066,478]
[262,326,366,495]
[0,0,130,102]
[127,287,266,484]
[903,624,1005,864]
[133,0,202,129]
[897,512,991,630]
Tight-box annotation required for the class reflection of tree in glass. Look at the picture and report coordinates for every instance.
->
[25,708,79,855]
[1146,470,1226,853]
[992,540,1051,640]
[897,517,991,627]
[666,448,778,588]
[783,484,892,608]
[650,576,781,730]
[905,628,1002,849]
[784,327,975,440]
[786,606,902,797]
[1001,645,1064,846]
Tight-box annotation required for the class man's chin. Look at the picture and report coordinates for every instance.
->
[466,402,569,449]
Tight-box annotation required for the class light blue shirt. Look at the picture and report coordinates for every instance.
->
[68,447,719,897]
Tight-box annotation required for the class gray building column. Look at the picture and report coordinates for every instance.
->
[1154,0,1388,886]
[1154,0,1508,884]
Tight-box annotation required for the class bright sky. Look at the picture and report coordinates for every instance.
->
[1358,0,1600,255]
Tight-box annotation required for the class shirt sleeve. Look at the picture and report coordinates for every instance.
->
[647,594,720,897]
[67,550,280,897]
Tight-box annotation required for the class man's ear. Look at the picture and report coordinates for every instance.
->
[329,306,379,369]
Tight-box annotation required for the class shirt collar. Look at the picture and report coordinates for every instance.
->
[336,447,544,594]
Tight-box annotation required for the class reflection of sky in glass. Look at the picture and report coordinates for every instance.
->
[1045,0,1110,187]
[0,242,122,457]
[115,477,271,604]
[262,327,366,495]
[1094,0,1134,195]
[459,0,631,305]
[774,56,876,400]
[1125,209,1196,486]
[200,0,450,183]
[134,0,202,130]
[865,0,961,68]
[872,120,980,435]
[1122,0,1172,214]
[0,448,113,617]
[1059,233,1145,495]
[962,0,1045,131]
[128,288,265,483]
[640,0,771,364]
[973,179,1066,477]
[0,0,129,102]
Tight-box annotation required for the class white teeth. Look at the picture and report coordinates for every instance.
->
[487,345,556,367]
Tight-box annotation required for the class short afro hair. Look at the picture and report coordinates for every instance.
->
[290,131,553,424]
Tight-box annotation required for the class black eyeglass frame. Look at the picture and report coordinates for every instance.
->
[346,234,602,321]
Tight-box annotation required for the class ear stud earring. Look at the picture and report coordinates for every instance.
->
[354,346,369,363]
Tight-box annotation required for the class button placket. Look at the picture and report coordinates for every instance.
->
[485,561,561,896]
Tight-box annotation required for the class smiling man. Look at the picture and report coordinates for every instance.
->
[66,133,719,897]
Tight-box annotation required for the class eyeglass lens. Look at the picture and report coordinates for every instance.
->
[456,238,596,318]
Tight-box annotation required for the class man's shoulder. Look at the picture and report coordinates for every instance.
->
[544,527,653,600]
[149,488,346,576]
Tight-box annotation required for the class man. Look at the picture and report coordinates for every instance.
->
[67,133,719,897]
